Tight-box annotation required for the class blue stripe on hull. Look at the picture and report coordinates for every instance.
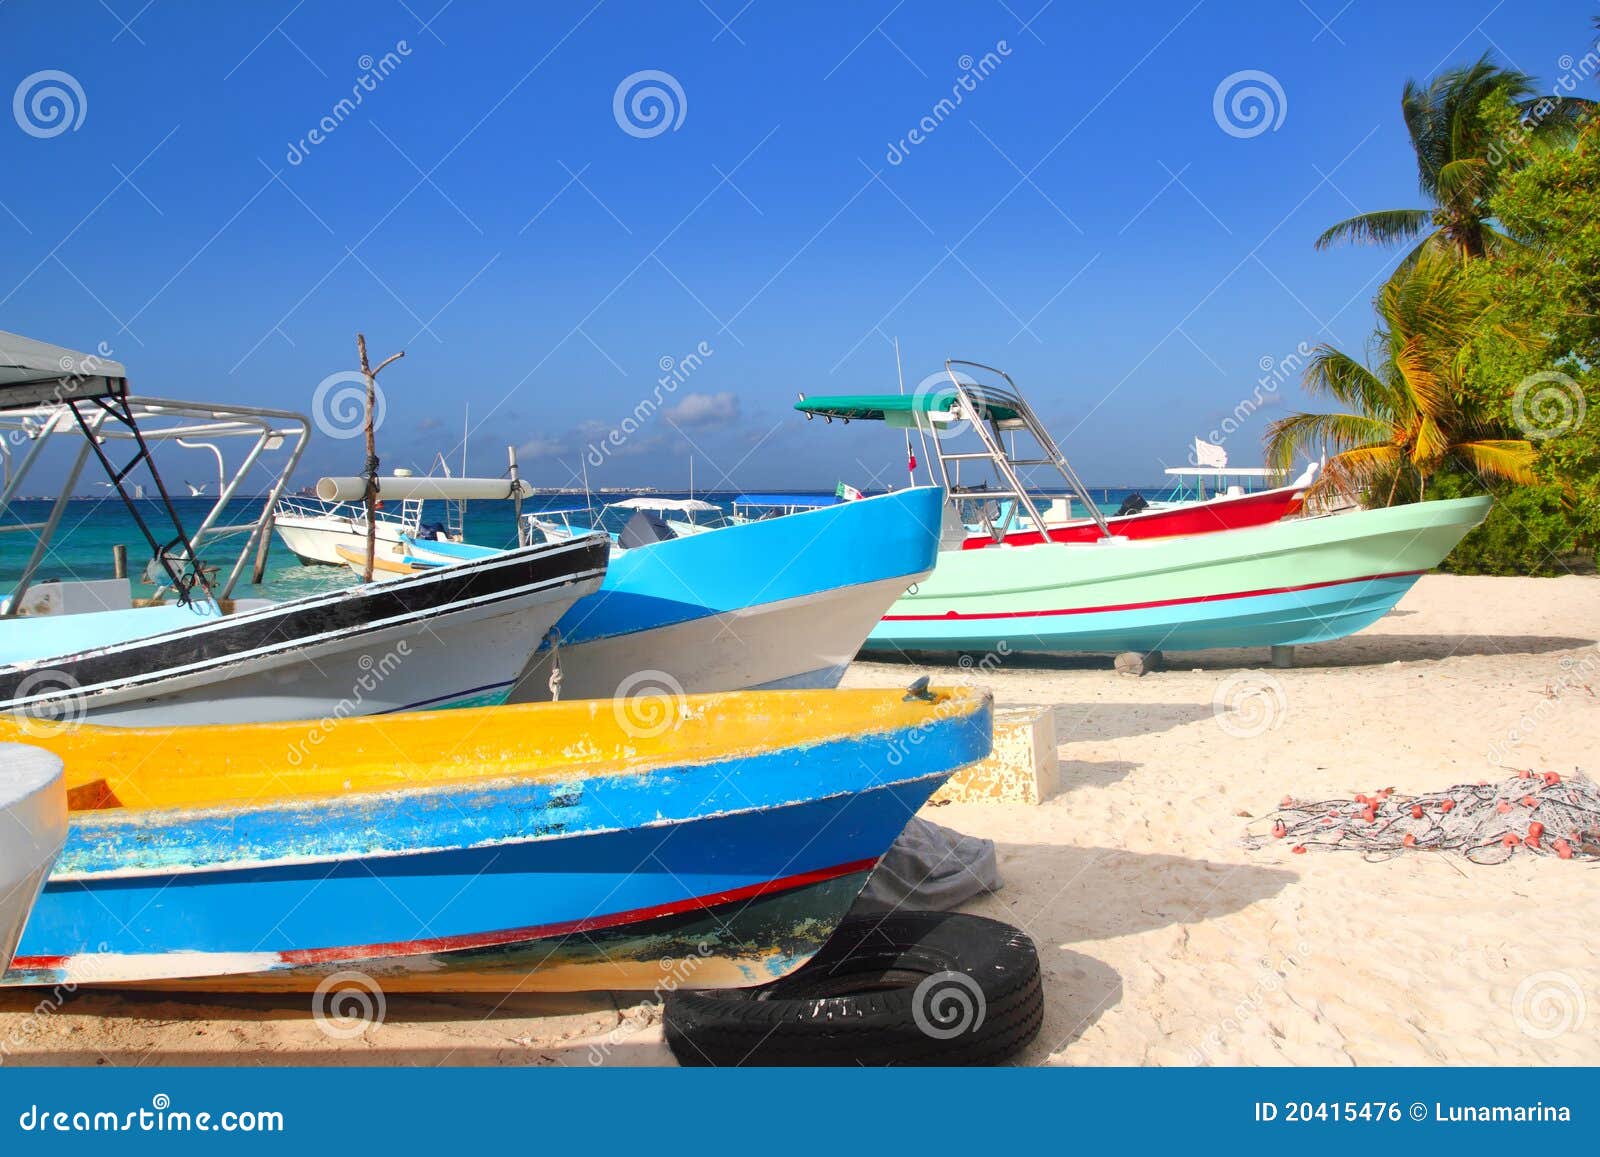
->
[16,776,940,964]
[13,697,991,968]
[553,487,942,647]
[864,574,1422,655]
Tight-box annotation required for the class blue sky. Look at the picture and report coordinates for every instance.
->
[1,0,1594,492]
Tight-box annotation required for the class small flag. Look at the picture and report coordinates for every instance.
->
[836,481,863,501]
[908,450,917,471]
[1193,438,1228,469]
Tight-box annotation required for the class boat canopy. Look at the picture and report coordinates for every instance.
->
[0,330,128,410]
[733,493,839,508]
[608,497,720,513]
[794,391,1023,424]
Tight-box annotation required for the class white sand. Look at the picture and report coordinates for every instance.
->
[3,574,1596,1066]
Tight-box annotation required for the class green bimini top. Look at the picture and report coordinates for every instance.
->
[793,392,1022,423]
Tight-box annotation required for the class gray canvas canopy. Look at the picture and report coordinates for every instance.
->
[0,329,128,411]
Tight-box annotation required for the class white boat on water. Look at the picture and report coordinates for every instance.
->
[274,459,533,567]
[0,743,66,974]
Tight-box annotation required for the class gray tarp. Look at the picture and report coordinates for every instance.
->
[852,818,1003,913]
[0,330,127,410]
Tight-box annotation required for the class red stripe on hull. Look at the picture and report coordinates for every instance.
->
[277,855,881,965]
[882,569,1428,622]
[10,857,882,975]
[961,487,1303,549]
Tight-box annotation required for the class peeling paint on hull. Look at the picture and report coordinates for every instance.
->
[3,688,994,991]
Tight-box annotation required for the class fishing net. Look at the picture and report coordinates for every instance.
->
[1243,770,1600,865]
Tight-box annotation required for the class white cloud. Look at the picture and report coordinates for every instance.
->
[665,391,740,429]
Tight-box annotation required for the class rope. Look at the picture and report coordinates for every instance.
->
[1243,770,1600,865]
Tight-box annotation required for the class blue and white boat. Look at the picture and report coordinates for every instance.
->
[509,487,945,702]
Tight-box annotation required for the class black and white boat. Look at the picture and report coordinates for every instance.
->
[1,330,608,727]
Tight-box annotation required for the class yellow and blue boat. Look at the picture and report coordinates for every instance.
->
[1,686,991,992]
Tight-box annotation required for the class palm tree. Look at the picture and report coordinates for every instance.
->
[1315,54,1591,267]
[1266,252,1536,505]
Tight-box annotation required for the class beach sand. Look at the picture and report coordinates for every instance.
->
[3,573,1596,1067]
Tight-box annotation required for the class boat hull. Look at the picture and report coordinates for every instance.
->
[274,513,407,567]
[868,497,1491,655]
[509,487,944,702]
[3,688,992,991]
[967,483,1304,548]
[0,744,66,972]
[0,538,609,726]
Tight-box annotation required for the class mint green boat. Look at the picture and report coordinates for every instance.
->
[797,361,1491,658]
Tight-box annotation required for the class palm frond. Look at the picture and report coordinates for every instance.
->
[1314,208,1432,251]
[1264,410,1394,474]
[1301,346,1397,415]
[1450,439,1539,486]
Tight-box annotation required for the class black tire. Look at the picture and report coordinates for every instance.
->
[663,911,1042,1066]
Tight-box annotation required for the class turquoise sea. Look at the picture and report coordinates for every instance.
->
[2,487,1159,602]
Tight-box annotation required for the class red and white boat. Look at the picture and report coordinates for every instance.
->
[959,441,1316,549]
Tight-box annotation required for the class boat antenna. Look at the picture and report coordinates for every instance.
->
[893,336,930,488]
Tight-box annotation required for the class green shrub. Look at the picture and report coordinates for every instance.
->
[1430,475,1579,575]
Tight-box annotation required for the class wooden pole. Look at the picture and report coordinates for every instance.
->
[355,333,404,582]
[112,544,127,579]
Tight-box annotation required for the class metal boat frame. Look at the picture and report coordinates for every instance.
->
[2,394,309,608]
